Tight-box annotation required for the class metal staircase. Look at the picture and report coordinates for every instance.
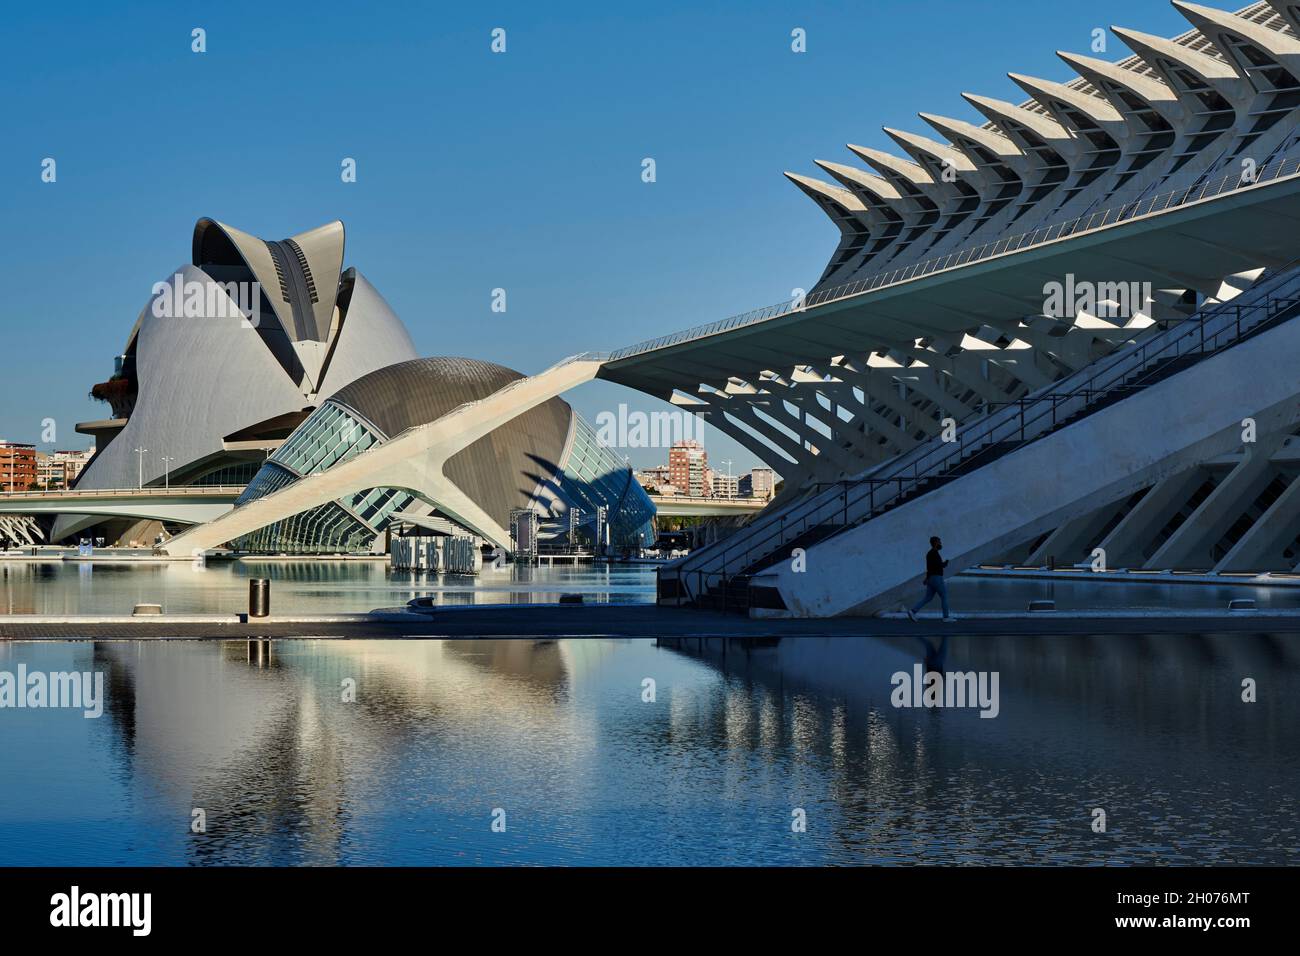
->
[664,262,1300,612]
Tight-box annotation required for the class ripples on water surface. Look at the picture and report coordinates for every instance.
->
[1,630,1296,865]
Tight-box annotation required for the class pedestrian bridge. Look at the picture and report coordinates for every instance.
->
[0,486,241,527]
[648,495,767,517]
[0,487,763,545]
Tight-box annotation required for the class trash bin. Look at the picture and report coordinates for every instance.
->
[249,578,271,618]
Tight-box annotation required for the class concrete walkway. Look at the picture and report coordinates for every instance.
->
[4,602,1300,640]
[965,567,1300,587]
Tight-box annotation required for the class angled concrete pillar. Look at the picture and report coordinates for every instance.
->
[986,352,1052,390]
[1026,497,1134,567]
[757,384,860,475]
[897,367,978,423]
[833,363,938,440]
[720,397,833,476]
[1145,436,1286,569]
[1094,469,1207,567]
[694,400,802,481]
[892,348,1009,406]
[1215,470,1300,571]
[789,379,895,470]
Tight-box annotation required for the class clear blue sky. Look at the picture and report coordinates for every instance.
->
[0,0,1193,471]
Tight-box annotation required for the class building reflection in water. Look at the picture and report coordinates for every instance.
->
[0,560,656,617]
[6,630,1295,865]
[656,631,1300,863]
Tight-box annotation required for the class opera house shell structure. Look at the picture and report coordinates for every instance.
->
[65,218,653,553]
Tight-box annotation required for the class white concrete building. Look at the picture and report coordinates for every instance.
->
[629,2,1300,614]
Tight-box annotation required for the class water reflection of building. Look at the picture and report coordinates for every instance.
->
[657,632,1300,863]
[72,630,1300,864]
[92,638,621,863]
[0,560,655,617]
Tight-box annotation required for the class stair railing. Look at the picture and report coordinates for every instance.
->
[672,261,1300,602]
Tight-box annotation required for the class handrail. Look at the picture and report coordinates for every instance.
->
[610,151,1300,363]
[871,286,1300,490]
[673,259,1300,597]
[0,485,247,499]
[647,494,765,505]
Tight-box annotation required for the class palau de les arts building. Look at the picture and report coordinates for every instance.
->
[44,1,1300,616]
[68,217,654,554]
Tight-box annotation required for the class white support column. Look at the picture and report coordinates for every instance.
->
[1145,436,1286,570]
[752,383,861,476]
[1025,498,1134,567]
[1216,471,1300,571]
[1094,470,1208,568]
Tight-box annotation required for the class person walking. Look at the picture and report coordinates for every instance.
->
[906,536,954,622]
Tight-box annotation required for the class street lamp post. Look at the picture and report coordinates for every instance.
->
[161,455,175,490]
[134,447,147,489]
[721,459,733,498]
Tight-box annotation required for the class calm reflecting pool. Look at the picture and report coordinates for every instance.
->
[1,632,1295,865]
[0,560,656,615]
[5,559,1299,618]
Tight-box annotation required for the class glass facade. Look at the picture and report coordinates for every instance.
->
[190,461,261,486]
[228,395,655,555]
[231,401,416,554]
[540,415,656,551]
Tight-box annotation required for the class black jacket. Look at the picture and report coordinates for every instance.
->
[925,547,947,578]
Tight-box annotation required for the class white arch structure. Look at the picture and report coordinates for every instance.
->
[160,357,605,555]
